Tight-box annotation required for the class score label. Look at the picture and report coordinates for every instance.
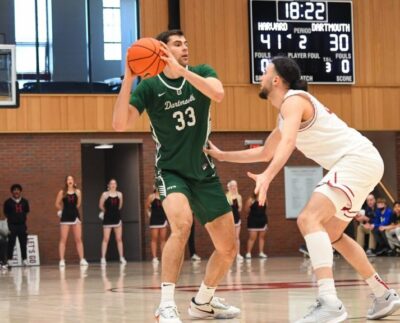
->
[250,0,355,84]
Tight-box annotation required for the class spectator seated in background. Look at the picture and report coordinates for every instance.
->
[371,198,393,256]
[355,193,377,256]
[380,201,400,252]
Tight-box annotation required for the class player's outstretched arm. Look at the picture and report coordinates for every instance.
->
[204,128,281,163]
[113,55,140,131]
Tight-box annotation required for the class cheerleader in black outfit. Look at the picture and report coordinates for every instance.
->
[99,179,126,265]
[226,180,243,261]
[55,175,88,267]
[245,193,268,259]
[146,188,168,263]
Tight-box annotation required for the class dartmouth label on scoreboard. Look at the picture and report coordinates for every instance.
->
[250,0,355,84]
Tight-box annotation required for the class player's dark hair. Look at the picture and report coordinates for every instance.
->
[272,56,308,91]
[156,29,185,43]
[10,184,22,192]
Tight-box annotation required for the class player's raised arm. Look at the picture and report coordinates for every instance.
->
[204,127,282,163]
[181,71,224,103]
[160,42,224,103]
[112,55,140,132]
[259,97,302,179]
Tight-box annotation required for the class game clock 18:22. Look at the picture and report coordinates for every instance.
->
[250,0,354,84]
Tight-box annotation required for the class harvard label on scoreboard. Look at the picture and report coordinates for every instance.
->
[250,0,355,84]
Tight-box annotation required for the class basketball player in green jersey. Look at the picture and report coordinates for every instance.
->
[113,30,240,323]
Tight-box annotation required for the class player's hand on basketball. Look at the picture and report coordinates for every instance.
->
[247,171,270,206]
[159,42,185,76]
[203,140,224,161]
[124,53,136,81]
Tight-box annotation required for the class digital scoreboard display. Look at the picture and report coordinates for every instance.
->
[250,0,355,84]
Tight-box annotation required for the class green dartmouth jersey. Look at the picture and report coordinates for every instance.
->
[130,64,218,180]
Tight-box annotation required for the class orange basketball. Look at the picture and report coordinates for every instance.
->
[127,38,166,78]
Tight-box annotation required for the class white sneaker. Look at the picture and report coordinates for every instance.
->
[188,297,240,319]
[100,258,106,266]
[236,254,244,262]
[191,254,201,261]
[295,297,347,323]
[259,252,268,259]
[155,303,182,323]
[152,257,160,264]
[245,252,252,259]
[59,260,65,267]
[367,289,400,319]
[120,257,127,265]
[80,259,89,266]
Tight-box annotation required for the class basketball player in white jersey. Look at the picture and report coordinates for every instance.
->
[205,57,400,322]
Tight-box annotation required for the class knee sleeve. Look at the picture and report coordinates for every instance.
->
[304,231,333,270]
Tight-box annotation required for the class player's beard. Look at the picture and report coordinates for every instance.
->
[259,87,269,100]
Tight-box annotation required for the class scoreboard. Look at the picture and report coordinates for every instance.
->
[250,0,354,84]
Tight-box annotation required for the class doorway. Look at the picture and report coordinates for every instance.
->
[81,141,142,262]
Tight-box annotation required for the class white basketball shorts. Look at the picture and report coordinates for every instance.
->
[314,147,384,222]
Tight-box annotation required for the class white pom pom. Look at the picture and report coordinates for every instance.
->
[57,210,62,218]
[99,212,104,220]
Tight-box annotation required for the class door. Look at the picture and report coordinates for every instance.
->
[81,143,142,262]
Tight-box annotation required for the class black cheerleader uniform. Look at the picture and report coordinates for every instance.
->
[247,200,268,231]
[103,194,122,227]
[231,198,241,227]
[61,193,80,224]
[149,198,167,228]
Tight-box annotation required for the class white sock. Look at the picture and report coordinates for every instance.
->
[160,282,175,305]
[318,278,340,305]
[195,281,216,304]
[366,273,389,297]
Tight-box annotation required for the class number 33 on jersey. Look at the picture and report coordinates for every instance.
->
[129,64,218,179]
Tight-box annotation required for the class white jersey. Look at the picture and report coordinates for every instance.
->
[278,90,376,170]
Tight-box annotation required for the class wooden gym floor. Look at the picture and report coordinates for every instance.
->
[1,257,400,322]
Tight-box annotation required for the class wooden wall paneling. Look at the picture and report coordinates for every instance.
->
[355,0,375,85]
[223,0,238,83]
[11,96,26,131]
[339,87,353,125]
[66,96,84,131]
[203,0,217,67]
[139,0,168,37]
[4,107,17,131]
[381,88,400,130]
[236,0,251,84]
[350,87,364,130]
[82,97,98,131]
[1,0,399,134]
[59,96,69,131]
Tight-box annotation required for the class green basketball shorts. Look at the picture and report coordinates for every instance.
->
[155,170,232,225]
